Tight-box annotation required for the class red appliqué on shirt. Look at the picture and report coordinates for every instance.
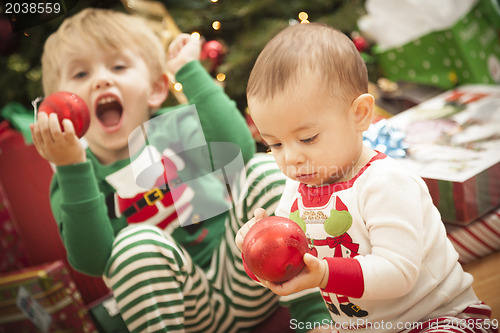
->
[116,156,191,228]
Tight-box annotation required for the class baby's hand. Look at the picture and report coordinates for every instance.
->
[260,253,328,296]
[30,112,86,166]
[167,33,202,75]
[235,208,268,252]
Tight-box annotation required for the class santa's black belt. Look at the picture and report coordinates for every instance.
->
[122,177,182,218]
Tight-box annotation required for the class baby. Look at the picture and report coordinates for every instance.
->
[237,22,497,333]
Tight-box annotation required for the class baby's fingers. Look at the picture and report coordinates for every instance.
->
[235,223,250,251]
[253,208,268,221]
[235,208,269,250]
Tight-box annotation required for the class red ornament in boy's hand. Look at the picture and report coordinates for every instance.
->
[242,216,308,283]
[38,91,90,138]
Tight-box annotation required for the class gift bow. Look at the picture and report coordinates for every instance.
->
[363,119,409,158]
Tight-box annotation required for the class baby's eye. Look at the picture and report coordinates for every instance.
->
[301,134,318,144]
[268,143,282,149]
[73,71,87,79]
[113,64,126,71]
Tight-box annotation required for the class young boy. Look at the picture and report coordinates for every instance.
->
[30,8,330,333]
[237,23,497,332]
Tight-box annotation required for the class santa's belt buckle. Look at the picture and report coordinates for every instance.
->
[145,188,164,205]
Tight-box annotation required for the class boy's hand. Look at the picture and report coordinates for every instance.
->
[235,208,268,252]
[259,253,329,296]
[167,33,202,75]
[30,112,86,166]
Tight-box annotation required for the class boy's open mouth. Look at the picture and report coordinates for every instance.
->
[96,96,123,129]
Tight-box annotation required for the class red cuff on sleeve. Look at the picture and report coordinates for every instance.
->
[323,257,364,298]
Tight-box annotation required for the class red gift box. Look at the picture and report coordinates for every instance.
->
[388,85,500,224]
[0,120,109,304]
[0,261,97,333]
[0,185,29,273]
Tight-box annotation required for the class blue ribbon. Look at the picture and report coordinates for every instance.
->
[363,119,409,158]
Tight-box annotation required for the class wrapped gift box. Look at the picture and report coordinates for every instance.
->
[387,84,500,224]
[0,120,110,305]
[374,0,500,89]
[0,185,29,273]
[446,205,500,264]
[0,261,97,333]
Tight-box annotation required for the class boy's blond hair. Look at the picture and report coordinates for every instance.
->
[247,23,368,105]
[41,8,167,95]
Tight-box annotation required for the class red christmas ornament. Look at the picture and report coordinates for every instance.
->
[200,40,226,72]
[353,35,368,53]
[38,92,90,138]
[242,216,308,283]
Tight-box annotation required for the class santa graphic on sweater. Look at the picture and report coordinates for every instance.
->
[289,190,368,318]
[105,146,196,234]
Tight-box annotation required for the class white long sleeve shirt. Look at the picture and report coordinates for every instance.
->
[276,152,478,332]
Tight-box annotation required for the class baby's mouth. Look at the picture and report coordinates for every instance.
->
[96,96,123,129]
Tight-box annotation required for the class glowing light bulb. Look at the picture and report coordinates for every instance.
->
[216,73,226,82]
[191,32,201,40]
[298,12,308,21]
[174,83,183,91]
[212,21,221,30]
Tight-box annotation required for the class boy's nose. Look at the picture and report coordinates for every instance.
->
[93,68,113,90]
[94,78,112,90]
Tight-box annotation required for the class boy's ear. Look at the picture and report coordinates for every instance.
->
[147,73,169,108]
[350,93,374,132]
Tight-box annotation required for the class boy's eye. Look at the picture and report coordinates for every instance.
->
[301,134,318,144]
[113,64,126,70]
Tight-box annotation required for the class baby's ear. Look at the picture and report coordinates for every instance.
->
[351,93,374,132]
[147,73,169,108]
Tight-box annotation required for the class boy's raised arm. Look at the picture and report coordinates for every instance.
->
[167,35,256,164]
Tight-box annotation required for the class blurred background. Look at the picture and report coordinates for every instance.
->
[0,1,499,330]
[0,0,372,112]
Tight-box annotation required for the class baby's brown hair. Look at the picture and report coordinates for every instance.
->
[247,23,368,105]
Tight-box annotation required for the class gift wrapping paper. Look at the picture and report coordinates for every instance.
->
[388,84,500,224]
[375,0,500,89]
[0,261,97,333]
[446,206,500,264]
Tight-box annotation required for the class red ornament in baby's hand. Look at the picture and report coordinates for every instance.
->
[242,216,308,283]
[38,91,90,138]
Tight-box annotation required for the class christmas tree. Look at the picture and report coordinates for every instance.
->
[0,0,369,113]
